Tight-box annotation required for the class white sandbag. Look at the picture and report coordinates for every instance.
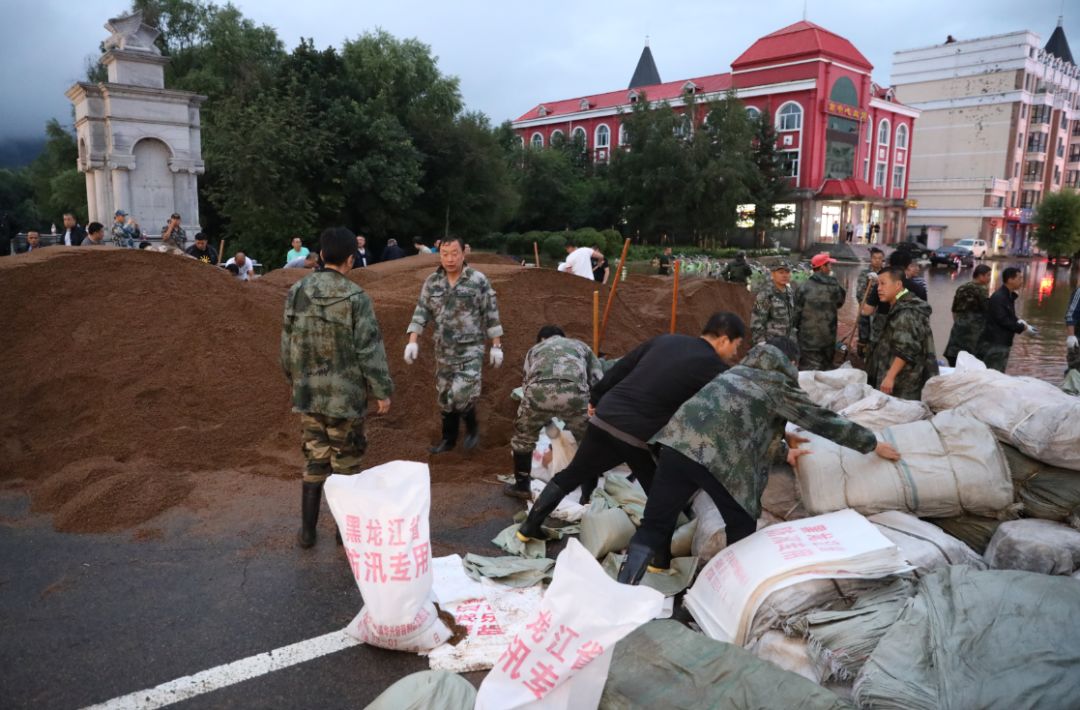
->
[548,424,577,478]
[984,519,1080,576]
[922,356,1080,471]
[838,391,932,431]
[796,411,1013,518]
[798,366,873,411]
[670,519,697,558]
[749,630,823,684]
[325,461,451,652]
[579,508,636,559]
[685,510,912,646]
[869,511,986,573]
[690,492,727,562]
[474,538,663,710]
[530,428,553,482]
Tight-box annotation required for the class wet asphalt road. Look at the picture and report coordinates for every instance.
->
[0,481,509,709]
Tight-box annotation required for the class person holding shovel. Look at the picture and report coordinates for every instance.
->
[280,227,393,548]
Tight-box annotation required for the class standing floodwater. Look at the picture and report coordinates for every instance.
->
[832,261,1077,384]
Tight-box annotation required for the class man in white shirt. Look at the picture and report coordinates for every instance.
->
[224,251,257,280]
[558,242,598,280]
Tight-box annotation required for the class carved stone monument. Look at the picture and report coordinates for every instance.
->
[66,12,205,237]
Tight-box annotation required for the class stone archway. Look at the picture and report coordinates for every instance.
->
[130,138,173,234]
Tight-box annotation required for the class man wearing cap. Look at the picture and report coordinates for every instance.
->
[750,261,796,345]
[793,253,846,370]
[721,251,753,285]
[111,210,136,248]
[161,213,187,249]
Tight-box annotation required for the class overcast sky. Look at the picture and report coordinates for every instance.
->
[1,0,1077,141]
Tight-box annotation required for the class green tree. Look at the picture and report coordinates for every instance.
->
[511,147,590,231]
[1033,189,1080,259]
[25,120,87,226]
[747,109,794,248]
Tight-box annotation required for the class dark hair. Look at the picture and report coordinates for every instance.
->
[701,312,746,341]
[226,263,240,274]
[887,250,912,269]
[536,325,566,342]
[87,222,104,235]
[880,267,906,282]
[412,236,424,245]
[1003,267,1022,282]
[766,336,800,362]
[194,232,207,242]
[440,236,466,252]
[869,247,884,256]
[320,226,356,266]
[973,264,991,278]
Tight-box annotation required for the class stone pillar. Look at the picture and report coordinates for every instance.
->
[111,167,131,215]
[94,168,111,222]
[85,171,98,223]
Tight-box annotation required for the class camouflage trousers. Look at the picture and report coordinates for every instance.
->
[798,347,835,372]
[978,344,1011,373]
[436,356,483,414]
[510,382,590,455]
[944,315,984,367]
[300,413,367,483]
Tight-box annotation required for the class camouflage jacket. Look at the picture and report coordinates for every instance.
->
[793,272,846,349]
[407,265,503,363]
[855,267,877,304]
[951,280,989,316]
[751,284,796,345]
[653,344,877,519]
[522,336,604,394]
[866,291,939,401]
[111,222,136,245]
[280,270,393,420]
[721,259,753,284]
[161,225,187,249]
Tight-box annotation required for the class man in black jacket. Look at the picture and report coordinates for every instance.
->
[61,213,86,246]
[977,267,1036,372]
[515,312,745,543]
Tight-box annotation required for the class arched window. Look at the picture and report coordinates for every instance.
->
[531,132,544,149]
[572,127,587,149]
[830,76,858,106]
[518,136,525,149]
[777,102,803,131]
[550,130,565,147]
[878,119,891,146]
[618,123,629,146]
[595,124,610,149]
[895,124,908,149]
[746,106,761,121]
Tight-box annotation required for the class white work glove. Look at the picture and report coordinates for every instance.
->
[1018,319,1038,336]
[489,345,504,368]
[403,342,419,364]
[867,271,879,281]
[1067,335,1078,350]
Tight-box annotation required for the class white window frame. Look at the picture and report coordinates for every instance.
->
[595,123,611,149]
[745,106,761,121]
[530,132,544,149]
[874,161,887,188]
[863,157,870,181]
[776,101,803,131]
[781,150,800,180]
[618,123,628,146]
[895,123,908,149]
[877,119,891,147]
[892,165,905,194]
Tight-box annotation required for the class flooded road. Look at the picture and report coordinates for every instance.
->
[833,261,1078,384]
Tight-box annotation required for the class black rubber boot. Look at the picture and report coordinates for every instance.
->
[462,408,480,450]
[297,481,322,549]
[430,412,460,454]
[578,476,598,505]
[503,451,533,500]
[650,545,672,572]
[515,481,568,542]
[617,541,656,585]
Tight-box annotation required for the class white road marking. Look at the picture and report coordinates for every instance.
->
[81,630,360,710]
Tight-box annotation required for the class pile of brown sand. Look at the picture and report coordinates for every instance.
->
[1,248,751,533]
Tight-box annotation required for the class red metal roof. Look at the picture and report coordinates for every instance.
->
[514,72,732,123]
[816,178,880,200]
[731,20,872,71]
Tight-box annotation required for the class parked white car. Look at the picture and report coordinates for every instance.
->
[954,238,988,258]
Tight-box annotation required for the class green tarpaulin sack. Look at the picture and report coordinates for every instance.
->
[364,670,476,710]
[1002,444,1080,527]
[927,515,1001,555]
[854,566,1080,710]
[600,620,851,710]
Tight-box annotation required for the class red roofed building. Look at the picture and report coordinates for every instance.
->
[512,21,921,250]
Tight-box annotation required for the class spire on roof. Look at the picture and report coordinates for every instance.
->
[1044,22,1074,64]
[629,43,661,89]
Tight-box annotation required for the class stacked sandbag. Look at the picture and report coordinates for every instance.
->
[1001,444,1080,527]
[983,519,1080,575]
[797,411,1014,518]
[869,511,986,573]
[854,567,1080,710]
[747,577,887,644]
[837,390,932,431]
[798,366,873,411]
[927,515,1002,556]
[689,491,727,562]
[921,355,1080,471]
[747,630,822,683]
[761,464,807,521]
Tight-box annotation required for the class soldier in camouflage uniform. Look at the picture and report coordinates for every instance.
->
[750,262,796,345]
[280,227,393,548]
[943,265,991,366]
[504,325,604,499]
[720,251,753,285]
[794,253,846,371]
[866,268,939,401]
[405,236,504,453]
[855,248,885,356]
[617,337,900,584]
[111,210,136,248]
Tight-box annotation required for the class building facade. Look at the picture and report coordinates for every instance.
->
[511,21,920,250]
[892,23,1079,254]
